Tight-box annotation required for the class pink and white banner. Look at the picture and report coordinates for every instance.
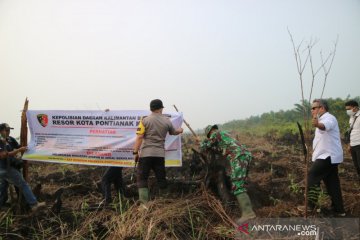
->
[23,110,183,167]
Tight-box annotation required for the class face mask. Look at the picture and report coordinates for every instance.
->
[346,109,355,117]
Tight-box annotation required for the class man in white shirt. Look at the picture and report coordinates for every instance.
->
[345,100,360,179]
[308,99,345,216]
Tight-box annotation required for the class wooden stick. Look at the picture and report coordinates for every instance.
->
[173,105,198,138]
[20,98,29,181]
[296,122,309,218]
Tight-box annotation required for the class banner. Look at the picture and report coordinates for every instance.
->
[23,110,183,167]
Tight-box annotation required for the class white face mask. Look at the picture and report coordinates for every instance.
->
[346,109,355,117]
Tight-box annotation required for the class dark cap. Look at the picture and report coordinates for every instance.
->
[0,123,13,131]
[150,99,164,111]
[205,124,218,138]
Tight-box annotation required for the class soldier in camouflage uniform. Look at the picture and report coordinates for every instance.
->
[199,124,256,223]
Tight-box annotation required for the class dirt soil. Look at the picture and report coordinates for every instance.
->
[0,133,359,239]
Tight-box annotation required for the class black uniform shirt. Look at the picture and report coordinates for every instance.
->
[7,136,20,150]
[0,141,7,169]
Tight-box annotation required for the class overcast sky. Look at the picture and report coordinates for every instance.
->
[1,0,359,137]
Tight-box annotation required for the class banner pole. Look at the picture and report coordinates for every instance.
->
[173,105,198,138]
[20,98,29,181]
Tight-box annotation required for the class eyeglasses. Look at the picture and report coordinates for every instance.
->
[311,106,321,110]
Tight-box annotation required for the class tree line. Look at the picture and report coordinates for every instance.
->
[221,96,360,140]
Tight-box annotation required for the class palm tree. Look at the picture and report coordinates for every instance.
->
[294,100,311,119]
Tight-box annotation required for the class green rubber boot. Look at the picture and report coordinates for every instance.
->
[138,188,149,204]
[236,192,256,224]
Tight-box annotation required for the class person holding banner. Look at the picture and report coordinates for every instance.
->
[101,166,125,205]
[133,99,183,206]
[100,108,126,205]
[0,124,45,212]
[0,123,22,207]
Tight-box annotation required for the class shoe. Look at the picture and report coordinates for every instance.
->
[30,202,46,212]
[335,212,346,217]
[297,205,320,213]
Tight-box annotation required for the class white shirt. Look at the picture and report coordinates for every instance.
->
[349,110,360,147]
[312,112,343,164]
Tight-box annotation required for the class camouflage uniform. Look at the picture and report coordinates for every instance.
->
[200,130,252,196]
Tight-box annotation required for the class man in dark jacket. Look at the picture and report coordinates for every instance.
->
[0,123,45,211]
[0,123,22,207]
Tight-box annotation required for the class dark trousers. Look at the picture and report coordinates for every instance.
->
[308,157,345,213]
[350,145,360,177]
[136,157,167,189]
[101,167,123,203]
[212,168,232,204]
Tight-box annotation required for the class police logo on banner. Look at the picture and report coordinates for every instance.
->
[37,114,48,127]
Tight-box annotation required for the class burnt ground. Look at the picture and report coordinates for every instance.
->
[0,133,359,239]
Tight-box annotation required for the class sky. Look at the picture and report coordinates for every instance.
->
[1,0,359,137]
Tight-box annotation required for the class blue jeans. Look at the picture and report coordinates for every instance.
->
[0,167,37,206]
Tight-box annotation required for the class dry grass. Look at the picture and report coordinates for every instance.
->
[72,186,238,240]
[0,186,239,239]
[1,133,359,239]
